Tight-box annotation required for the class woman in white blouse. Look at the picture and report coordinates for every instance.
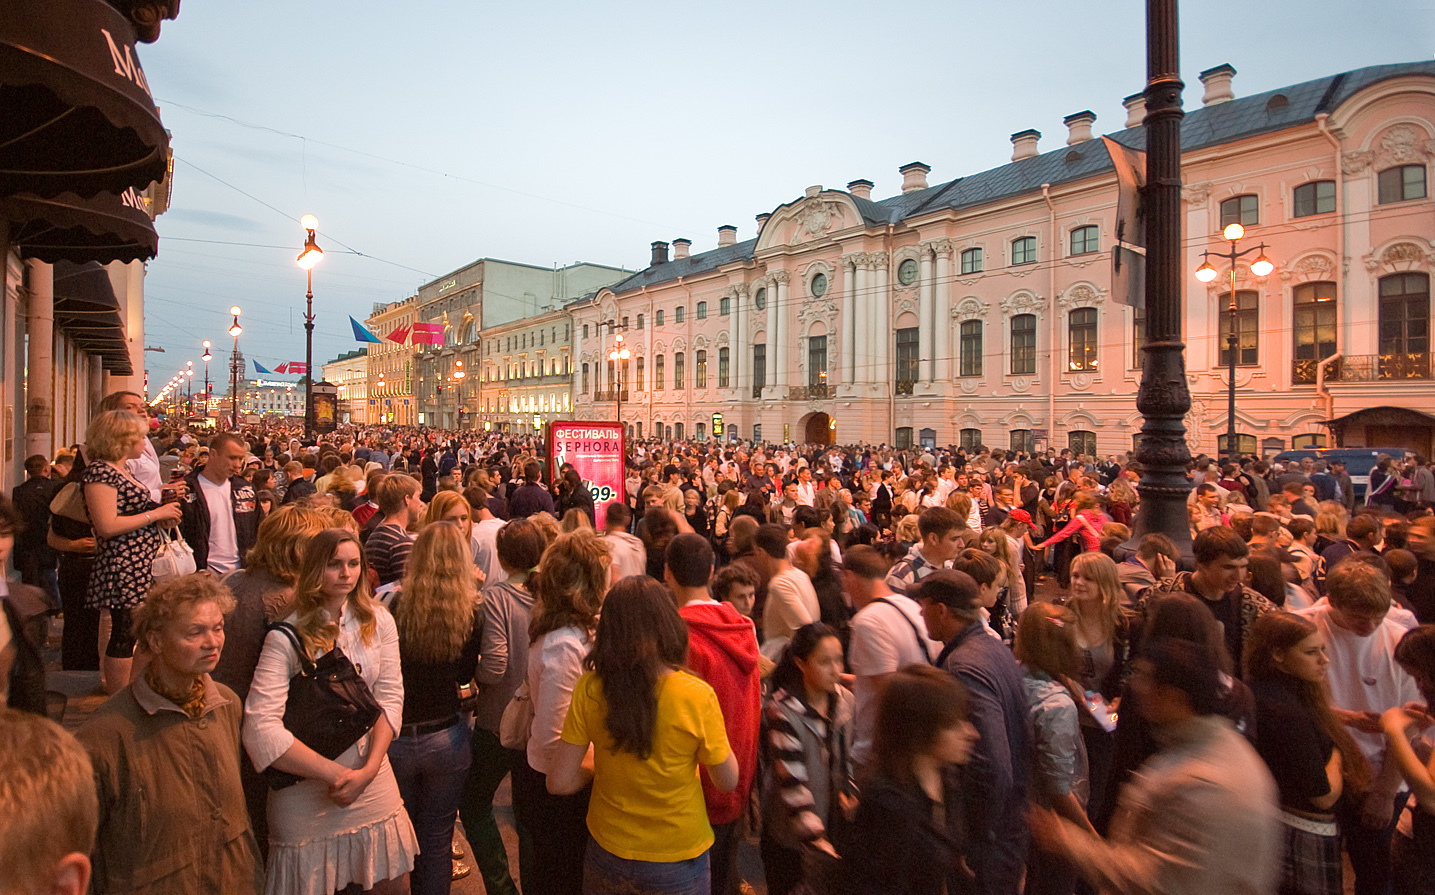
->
[512,529,610,895]
[243,528,417,895]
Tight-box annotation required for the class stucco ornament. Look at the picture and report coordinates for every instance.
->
[1376,124,1434,168]
[1383,242,1427,267]
[1001,291,1045,319]
[1182,183,1213,207]
[796,200,842,238]
[1341,151,1374,175]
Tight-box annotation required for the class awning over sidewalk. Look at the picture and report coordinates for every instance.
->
[54,259,133,375]
[0,0,169,198]
[0,187,158,263]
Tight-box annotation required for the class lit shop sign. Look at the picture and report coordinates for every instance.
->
[549,421,625,522]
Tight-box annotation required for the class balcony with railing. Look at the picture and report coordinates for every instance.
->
[895,379,915,396]
[788,384,835,400]
[593,389,629,402]
[1295,353,1430,384]
[752,384,764,399]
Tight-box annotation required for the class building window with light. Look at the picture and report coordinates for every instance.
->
[696,350,707,388]
[655,355,665,390]
[960,428,983,451]
[1010,429,1033,454]
[1011,314,1037,375]
[1378,272,1430,378]
[581,363,589,394]
[752,344,766,394]
[636,357,645,391]
[1293,180,1336,217]
[1069,430,1097,457]
[1293,282,1336,383]
[1378,165,1427,204]
[1011,236,1037,266]
[961,247,983,274]
[718,347,729,387]
[808,336,827,387]
[959,321,982,377]
[1218,291,1259,366]
[1068,308,1098,372]
[674,352,685,389]
[1219,194,1259,228]
[1069,225,1099,256]
[895,327,918,391]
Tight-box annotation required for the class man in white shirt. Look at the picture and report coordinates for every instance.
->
[599,502,647,581]
[470,488,505,587]
[753,523,819,644]
[1297,560,1420,895]
[794,466,816,507]
[179,434,256,575]
[843,544,937,768]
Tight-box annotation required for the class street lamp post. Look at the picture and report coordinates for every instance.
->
[452,360,465,429]
[229,306,242,430]
[201,341,212,419]
[1194,223,1274,464]
[608,332,630,426]
[185,361,193,416]
[297,215,324,438]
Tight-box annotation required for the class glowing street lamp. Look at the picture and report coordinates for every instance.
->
[229,306,242,429]
[297,214,323,437]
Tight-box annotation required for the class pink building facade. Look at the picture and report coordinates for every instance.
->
[575,60,1435,457]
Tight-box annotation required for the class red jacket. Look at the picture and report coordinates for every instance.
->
[680,600,762,824]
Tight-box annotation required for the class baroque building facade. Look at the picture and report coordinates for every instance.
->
[573,60,1435,457]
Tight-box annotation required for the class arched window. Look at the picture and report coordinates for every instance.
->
[1068,308,1098,371]
[1011,236,1037,266]
[1069,225,1099,256]
[1378,165,1427,204]
[960,320,982,376]
[674,352,685,389]
[695,422,705,440]
[1293,282,1336,383]
[636,357,645,391]
[656,309,664,326]
[718,347,730,387]
[696,301,707,319]
[1218,291,1259,366]
[637,314,644,330]
[719,296,731,316]
[1010,430,1033,454]
[895,427,913,449]
[960,428,983,450]
[1219,194,1258,228]
[581,363,589,394]
[1378,273,1430,379]
[1011,314,1037,375]
[675,422,684,440]
[655,355,665,390]
[675,306,685,323]
[961,247,983,274]
[1293,180,1335,217]
[1068,430,1097,457]
[696,350,707,388]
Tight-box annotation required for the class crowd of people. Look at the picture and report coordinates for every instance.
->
[3,401,1435,895]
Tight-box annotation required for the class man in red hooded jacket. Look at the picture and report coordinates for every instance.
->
[665,533,762,895]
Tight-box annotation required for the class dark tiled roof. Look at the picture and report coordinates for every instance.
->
[608,60,1435,296]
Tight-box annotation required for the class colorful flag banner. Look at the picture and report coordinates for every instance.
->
[350,316,383,344]
[273,363,288,374]
[253,360,273,374]
[288,362,309,374]
[386,325,410,345]
[411,322,444,346]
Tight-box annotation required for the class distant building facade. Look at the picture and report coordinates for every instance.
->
[366,296,420,426]
[476,304,576,433]
[323,349,369,424]
[572,60,1435,457]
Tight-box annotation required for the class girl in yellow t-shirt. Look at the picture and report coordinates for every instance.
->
[549,577,738,895]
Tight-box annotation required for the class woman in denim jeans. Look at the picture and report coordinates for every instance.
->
[388,522,485,895]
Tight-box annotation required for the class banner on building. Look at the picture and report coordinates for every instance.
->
[411,322,444,346]
[548,421,625,525]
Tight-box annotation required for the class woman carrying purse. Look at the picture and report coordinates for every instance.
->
[242,528,417,895]
[82,411,184,694]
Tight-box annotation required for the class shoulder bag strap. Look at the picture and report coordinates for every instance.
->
[267,622,317,676]
[871,597,931,665]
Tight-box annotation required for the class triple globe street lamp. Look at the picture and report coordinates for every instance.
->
[608,331,630,425]
[1194,222,1275,464]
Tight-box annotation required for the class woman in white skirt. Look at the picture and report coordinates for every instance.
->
[244,528,417,895]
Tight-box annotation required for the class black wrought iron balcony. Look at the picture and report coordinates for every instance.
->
[788,384,835,400]
[1336,353,1431,382]
[895,379,915,396]
[593,389,630,402]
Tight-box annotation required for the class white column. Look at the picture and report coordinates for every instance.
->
[732,288,745,391]
[774,273,790,392]
[841,259,855,385]
[855,260,871,384]
[918,251,935,382]
[24,260,53,459]
[935,244,953,382]
[874,256,890,387]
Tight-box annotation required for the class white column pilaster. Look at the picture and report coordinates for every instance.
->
[24,260,53,459]
[934,242,953,383]
[874,256,890,389]
[841,259,855,385]
[918,251,935,382]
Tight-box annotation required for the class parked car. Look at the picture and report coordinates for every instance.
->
[1271,447,1416,501]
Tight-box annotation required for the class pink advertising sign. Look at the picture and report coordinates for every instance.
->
[548,421,626,523]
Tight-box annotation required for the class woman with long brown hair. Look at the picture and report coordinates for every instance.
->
[516,529,609,895]
[243,529,416,895]
[548,576,737,895]
[1247,612,1370,895]
[388,522,484,895]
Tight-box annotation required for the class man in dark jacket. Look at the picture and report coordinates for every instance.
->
[11,454,59,597]
[918,570,1030,895]
[179,434,259,574]
[508,461,554,518]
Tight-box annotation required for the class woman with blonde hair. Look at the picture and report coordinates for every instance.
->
[517,530,610,895]
[425,491,473,541]
[243,529,416,895]
[388,522,485,895]
[82,410,184,693]
[978,526,1027,622]
[560,507,594,533]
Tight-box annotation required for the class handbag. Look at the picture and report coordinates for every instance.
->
[263,622,384,790]
[497,682,534,750]
[50,482,89,522]
[151,527,197,580]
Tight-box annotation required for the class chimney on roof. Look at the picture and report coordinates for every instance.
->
[1010,129,1041,161]
[1122,92,1147,128]
[899,162,931,193]
[672,238,691,260]
[847,179,873,200]
[755,212,770,232]
[1064,110,1097,145]
[1200,64,1236,106]
[717,225,737,247]
[651,241,669,266]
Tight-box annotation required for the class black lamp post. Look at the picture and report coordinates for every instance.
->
[201,340,212,418]
[1194,224,1274,464]
[228,307,242,429]
[297,214,323,438]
